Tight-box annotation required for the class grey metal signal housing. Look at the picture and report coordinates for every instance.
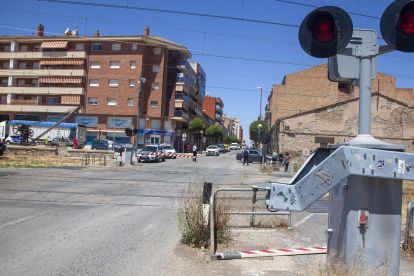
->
[298,6,353,58]
[380,0,414,52]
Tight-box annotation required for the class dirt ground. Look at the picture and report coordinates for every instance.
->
[0,153,82,168]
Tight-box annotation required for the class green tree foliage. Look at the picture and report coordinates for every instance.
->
[189,118,206,145]
[223,135,239,144]
[249,120,269,145]
[204,125,223,144]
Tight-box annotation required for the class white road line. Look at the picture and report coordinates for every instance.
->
[0,212,48,229]
[230,229,282,232]
[294,213,314,227]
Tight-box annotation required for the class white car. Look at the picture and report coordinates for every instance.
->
[160,144,177,159]
[206,145,220,156]
[230,143,238,150]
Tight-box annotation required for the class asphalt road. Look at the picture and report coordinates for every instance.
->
[0,150,412,275]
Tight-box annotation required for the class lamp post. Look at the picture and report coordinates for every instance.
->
[257,87,262,150]
[136,71,146,148]
[113,97,117,145]
[200,130,203,153]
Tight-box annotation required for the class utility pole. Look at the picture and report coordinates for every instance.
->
[136,71,146,148]
[113,97,117,145]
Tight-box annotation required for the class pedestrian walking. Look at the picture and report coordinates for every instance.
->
[73,137,78,149]
[108,140,113,151]
[242,147,249,166]
[193,144,197,162]
[45,136,49,145]
[283,152,291,172]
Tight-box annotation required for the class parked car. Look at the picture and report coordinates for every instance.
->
[138,145,166,163]
[217,144,226,153]
[237,145,241,150]
[236,149,263,163]
[206,145,220,156]
[0,142,5,156]
[230,143,238,150]
[49,137,74,147]
[160,144,177,159]
[5,135,21,145]
[91,139,123,152]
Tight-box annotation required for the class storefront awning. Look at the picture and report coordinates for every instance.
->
[61,95,80,104]
[38,76,82,84]
[40,41,68,49]
[40,58,84,65]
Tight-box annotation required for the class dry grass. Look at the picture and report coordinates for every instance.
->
[302,250,390,276]
[0,154,81,168]
[177,173,232,248]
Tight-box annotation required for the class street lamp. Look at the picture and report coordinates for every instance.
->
[113,97,118,145]
[257,87,263,150]
[257,123,262,150]
[136,71,146,148]
[200,130,203,153]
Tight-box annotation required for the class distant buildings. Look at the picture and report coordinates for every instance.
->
[202,94,224,129]
[0,24,206,151]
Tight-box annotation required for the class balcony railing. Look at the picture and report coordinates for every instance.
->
[4,83,83,88]
[176,72,197,90]
[2,66,85,70]
[175,93,190,104]
[10,99,37,105]
[189,94,198,104]
[215,105,223,114]
[177,59,195,74]
[174,110,189,120]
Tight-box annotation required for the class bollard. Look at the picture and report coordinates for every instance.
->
[104,155,106,166]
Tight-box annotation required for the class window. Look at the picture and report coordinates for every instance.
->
[4,46,10,52]
[128,98,133,106]
[89,79,99,87]
[107,98,117,105]
[19,62,26,69]
[90,61,100,69]
[110,61,120,69]
[2,62,9,69]
[2,79,8,86]
[151,83,159,91]
[20,46,27,52]
[32,80,39,87]
[92,44,102,51]
[33,62,40,69]
[34,45,41,52]
[46,97,58,105]
[108,79,118,87]
[112,43,121,51]
[132,43,138,50]
[150,101,158,109]
[75,44,85,50]
[18,79,25,86]
[130,61,136,69]
[31,97,37,101]
[1,96,7,104]
[129,80,135,87]
[153,65,160,72]
[88,97,98,105]
[154,47,161,55]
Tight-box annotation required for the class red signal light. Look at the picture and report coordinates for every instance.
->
[400,11,414,35]
[314,21,335,42]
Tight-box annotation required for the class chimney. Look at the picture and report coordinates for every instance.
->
[94,30,99,37]
[144,27,149,36]
[37,24,44,37]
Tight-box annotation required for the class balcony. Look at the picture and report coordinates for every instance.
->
[0,85,84,95]
[176,73,197,91]
[177,59,195,75]
[0,68,85,77]
[175,93,190,104]
[215,105,223,114]
[189,93,198,104]
[171,110,189,122]
[0,51,87,59]
[0,102,80,113]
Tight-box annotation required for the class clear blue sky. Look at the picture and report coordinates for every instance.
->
[1,0,413,144]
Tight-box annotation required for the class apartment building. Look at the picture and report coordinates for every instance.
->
[202,94,224,128]
[0,24,205,148]
[239,126,243,141]
[223,116,240,139]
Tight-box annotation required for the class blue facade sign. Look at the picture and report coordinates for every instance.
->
[139,129,174,136]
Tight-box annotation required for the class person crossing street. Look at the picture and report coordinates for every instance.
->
[242,148,249,166]
[193,144,197,162]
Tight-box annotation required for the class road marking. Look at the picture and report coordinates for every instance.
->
[294,213,314,227]
[0,212,48,229]
[230,229,284,232]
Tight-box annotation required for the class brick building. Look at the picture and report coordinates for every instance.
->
[202,94,224,129]
[0,24,205,150]
[266,64,414,161]
[223,116,240,139]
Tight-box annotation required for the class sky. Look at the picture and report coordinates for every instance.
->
[1,0,413,144]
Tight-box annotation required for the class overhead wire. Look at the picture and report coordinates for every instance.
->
[37,0,300,28]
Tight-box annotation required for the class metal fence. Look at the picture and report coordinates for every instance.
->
[81,153,107,166]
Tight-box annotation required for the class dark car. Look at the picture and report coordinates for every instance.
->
[0,142,5,156]
[236,149,263,163]
[217,144,226,153]
[91,139,123,152]
[49,137,74,147]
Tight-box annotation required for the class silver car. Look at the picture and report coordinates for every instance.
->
[206,145,220,156]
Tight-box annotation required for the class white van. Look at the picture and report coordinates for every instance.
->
[230,143,238,150]
[242,143,246,149]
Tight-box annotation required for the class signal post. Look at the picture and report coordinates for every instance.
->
[256,1,414,274]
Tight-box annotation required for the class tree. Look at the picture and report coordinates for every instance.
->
[188,118,205,145]
[204,125,223,144]
[249,120,269,146]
